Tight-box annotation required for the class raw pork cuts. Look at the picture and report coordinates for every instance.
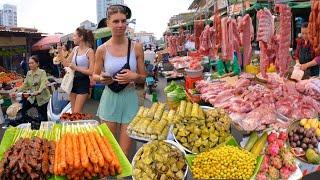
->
[239,14,254,66]
[257,8,275,78]
[275,4,292,77]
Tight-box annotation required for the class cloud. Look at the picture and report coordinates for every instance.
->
[1,0,193,39]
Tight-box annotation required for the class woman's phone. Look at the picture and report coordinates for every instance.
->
[101,72,113,81]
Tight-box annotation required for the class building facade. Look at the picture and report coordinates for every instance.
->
[133,31,156,45]
[0,4,17,27]
[80,20,97,31]
[96,0,124,23]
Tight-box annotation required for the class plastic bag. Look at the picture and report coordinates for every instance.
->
[60,67,74,94]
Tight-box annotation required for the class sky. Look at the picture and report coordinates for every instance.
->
[0,0,194,39]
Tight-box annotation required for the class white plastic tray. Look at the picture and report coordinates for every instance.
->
[61,119,99,126]
[17,123,31,129]
[39,121,55,130]
[128,127,171,142]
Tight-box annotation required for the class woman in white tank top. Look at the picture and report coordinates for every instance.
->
[93,4,146,157]
[58,28,95,113]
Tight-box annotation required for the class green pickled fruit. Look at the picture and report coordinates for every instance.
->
[306,148,320,164]
[250,132,268,157]
[244,132,259,151]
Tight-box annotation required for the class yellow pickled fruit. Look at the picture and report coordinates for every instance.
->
[316,129,320,137]
[300,119,307,126]
[311,119,319,129]
[305,124,311,129]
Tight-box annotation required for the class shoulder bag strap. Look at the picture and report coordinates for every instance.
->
[126,39,131,69]
[74,47,79,66]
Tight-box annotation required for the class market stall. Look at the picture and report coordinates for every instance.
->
[0,121,132,179]
[128,0,320,179]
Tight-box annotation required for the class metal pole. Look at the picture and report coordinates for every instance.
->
[241,0,245,16]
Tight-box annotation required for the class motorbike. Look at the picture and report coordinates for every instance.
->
[47,78,71,122]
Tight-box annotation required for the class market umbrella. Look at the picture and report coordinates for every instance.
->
[32,35,62,51]
[93,27,112,39]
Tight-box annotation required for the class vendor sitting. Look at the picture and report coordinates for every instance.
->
[294,23,319,77]
[12,55,51,123]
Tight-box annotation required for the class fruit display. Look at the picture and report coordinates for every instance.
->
[132,140,186,180]
[288,119,320,164]
[173,104,231,153]
[60,113,93,121]
[191,145,256,179]
[0,83,13,91]
[0,72,22,84]
[257,132,297,180]
[300,118,320,137]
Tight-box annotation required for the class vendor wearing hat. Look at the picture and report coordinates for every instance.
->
[93,4,147,157]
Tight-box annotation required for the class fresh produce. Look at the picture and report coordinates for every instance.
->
[250,132,268,157]
[300,118,320,136]
[167,86,186,102]
[191,145,256,179]
[0,127,56,179]
[133,141,186,180]
[127,103,173,141]
[244,132,259,151]
[173,107,231,153]
[306,148,320,164]
[165,81,186,102]
[0,72,22,84]
[164,81,178,93]
[60,113,93,121]
[257,131,297,180]
[288,120,320,163]
[54,125,122,179]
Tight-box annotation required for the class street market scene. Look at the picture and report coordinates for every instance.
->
[0,0,320,179]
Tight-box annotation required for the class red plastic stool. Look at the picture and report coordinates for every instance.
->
[185,76,203,90]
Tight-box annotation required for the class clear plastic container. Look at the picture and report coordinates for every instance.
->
[166,93,180,110]
[185,66,204,78]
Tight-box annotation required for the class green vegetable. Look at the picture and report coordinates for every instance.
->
[250,132,267,157]
[167,86,186,102]
[164,81,177,93]
[244,132,259,151]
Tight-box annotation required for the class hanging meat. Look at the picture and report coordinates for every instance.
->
[213,11,222,58]
[194,20,204,50]
[208,25,216,59]
[239,14,254,66]
[308,0,320,55]
[231,19,241,65]
[257,8,275,78]
[199,25,211,55]
[172,35,178,57]
[275,4,292,77]
[221,17,234,61]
